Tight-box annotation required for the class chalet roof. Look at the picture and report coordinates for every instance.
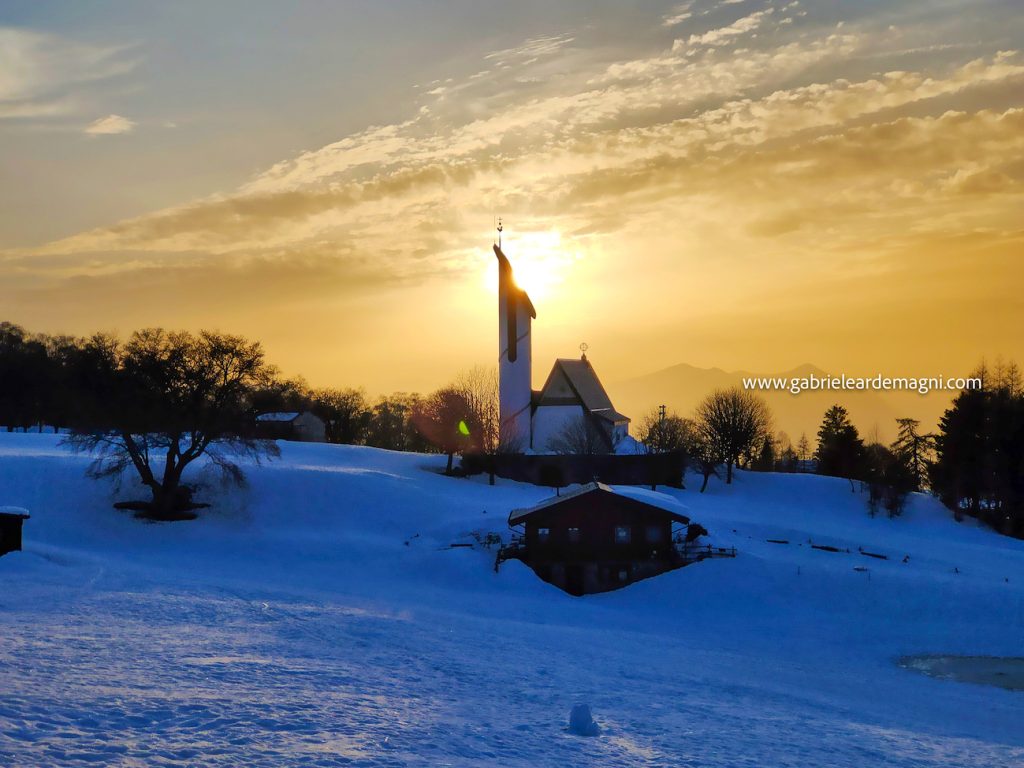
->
[508,482,690,526]
[256,411,301,423]
[0,506,30,519]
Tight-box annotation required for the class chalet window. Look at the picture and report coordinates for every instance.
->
[537,527,550,543]
[567,527,581,543]
[614,526,631,544]
[618,569,629,581]
[645,525,663,543]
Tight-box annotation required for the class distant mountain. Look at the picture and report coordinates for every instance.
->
[610,363,957,445]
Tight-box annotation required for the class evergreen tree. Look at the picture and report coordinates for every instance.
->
[814,405,865,488]
[863,442,916,518]
[930,362,1024,536]
[752,435,776,472]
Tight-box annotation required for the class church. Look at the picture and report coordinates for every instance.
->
[495,241,630,454]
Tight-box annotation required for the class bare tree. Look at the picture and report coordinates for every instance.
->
[796,433,811,465]
[547,414,608,456]
[695,387,772,484]
[636,406,692,454]
[686,428,721,493]
[65,329,279,520]
[454,366,520,484]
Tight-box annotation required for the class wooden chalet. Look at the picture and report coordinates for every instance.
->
[502,483,712,595]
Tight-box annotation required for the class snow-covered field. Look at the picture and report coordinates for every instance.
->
[1,433,1022,767]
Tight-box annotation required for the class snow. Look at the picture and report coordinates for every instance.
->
[614,434,644,455]
[255,412,301,422]
[1,432,1022,766]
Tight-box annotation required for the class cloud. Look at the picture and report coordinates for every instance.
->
[0,26,136,121]
[21,36,1024,273]
[662,4,694,27]
[84,113,136,135]
[483,34,575,67]
[5,9,1024,363]
[684,8,774,48]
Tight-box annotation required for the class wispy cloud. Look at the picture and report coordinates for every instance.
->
[662,3,694,28]
[0,26,136,122]
[483,34,575,67]
[683,8,774,48]
[84,113,136,135]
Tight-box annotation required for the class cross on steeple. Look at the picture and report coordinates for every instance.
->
[579,342,588,360]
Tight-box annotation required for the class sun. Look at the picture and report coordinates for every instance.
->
[484,229,573,301]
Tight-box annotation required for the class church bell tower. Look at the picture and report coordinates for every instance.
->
[495,236,535,449]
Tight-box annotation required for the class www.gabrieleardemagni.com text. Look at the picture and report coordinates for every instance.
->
[743,373,982,396]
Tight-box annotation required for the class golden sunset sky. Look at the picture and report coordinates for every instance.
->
[1,0,1022,403]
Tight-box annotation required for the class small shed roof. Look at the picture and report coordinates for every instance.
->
[591,407,630,424]
[509,482,690,526]
[256,412,301,423]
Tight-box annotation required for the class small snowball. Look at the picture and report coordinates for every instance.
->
[568,703,600,736]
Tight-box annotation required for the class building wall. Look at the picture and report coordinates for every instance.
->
[531,404,585,452]
[498,283,532,449]
[515,491,683,595]
[521,493,678,563]
[292,412,327,442]
[460,450,686,487]
[611,422,629,446]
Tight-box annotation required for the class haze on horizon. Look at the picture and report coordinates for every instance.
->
[1,0,1022,413]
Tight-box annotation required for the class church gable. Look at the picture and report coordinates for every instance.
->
[537,365,579,405]
[537,358,617,413]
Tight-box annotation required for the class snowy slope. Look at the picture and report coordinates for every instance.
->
[0,433,1022,767]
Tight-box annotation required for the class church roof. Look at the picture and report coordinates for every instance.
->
[537,357,628,422]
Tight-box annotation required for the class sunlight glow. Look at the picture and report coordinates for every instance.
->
[482,229,577,302]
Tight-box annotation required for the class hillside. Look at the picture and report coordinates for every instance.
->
[612,362,957,442]
[0,433,1022,766]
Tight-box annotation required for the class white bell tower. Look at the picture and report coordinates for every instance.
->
[494,230,535,450]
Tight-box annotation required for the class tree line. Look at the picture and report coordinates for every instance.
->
[3,320,1020,536]
[0,320,486,456]
[636,360,1024,537]
[0,321,503,518]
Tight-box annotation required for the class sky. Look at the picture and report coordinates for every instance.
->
[1,0,1022,402]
